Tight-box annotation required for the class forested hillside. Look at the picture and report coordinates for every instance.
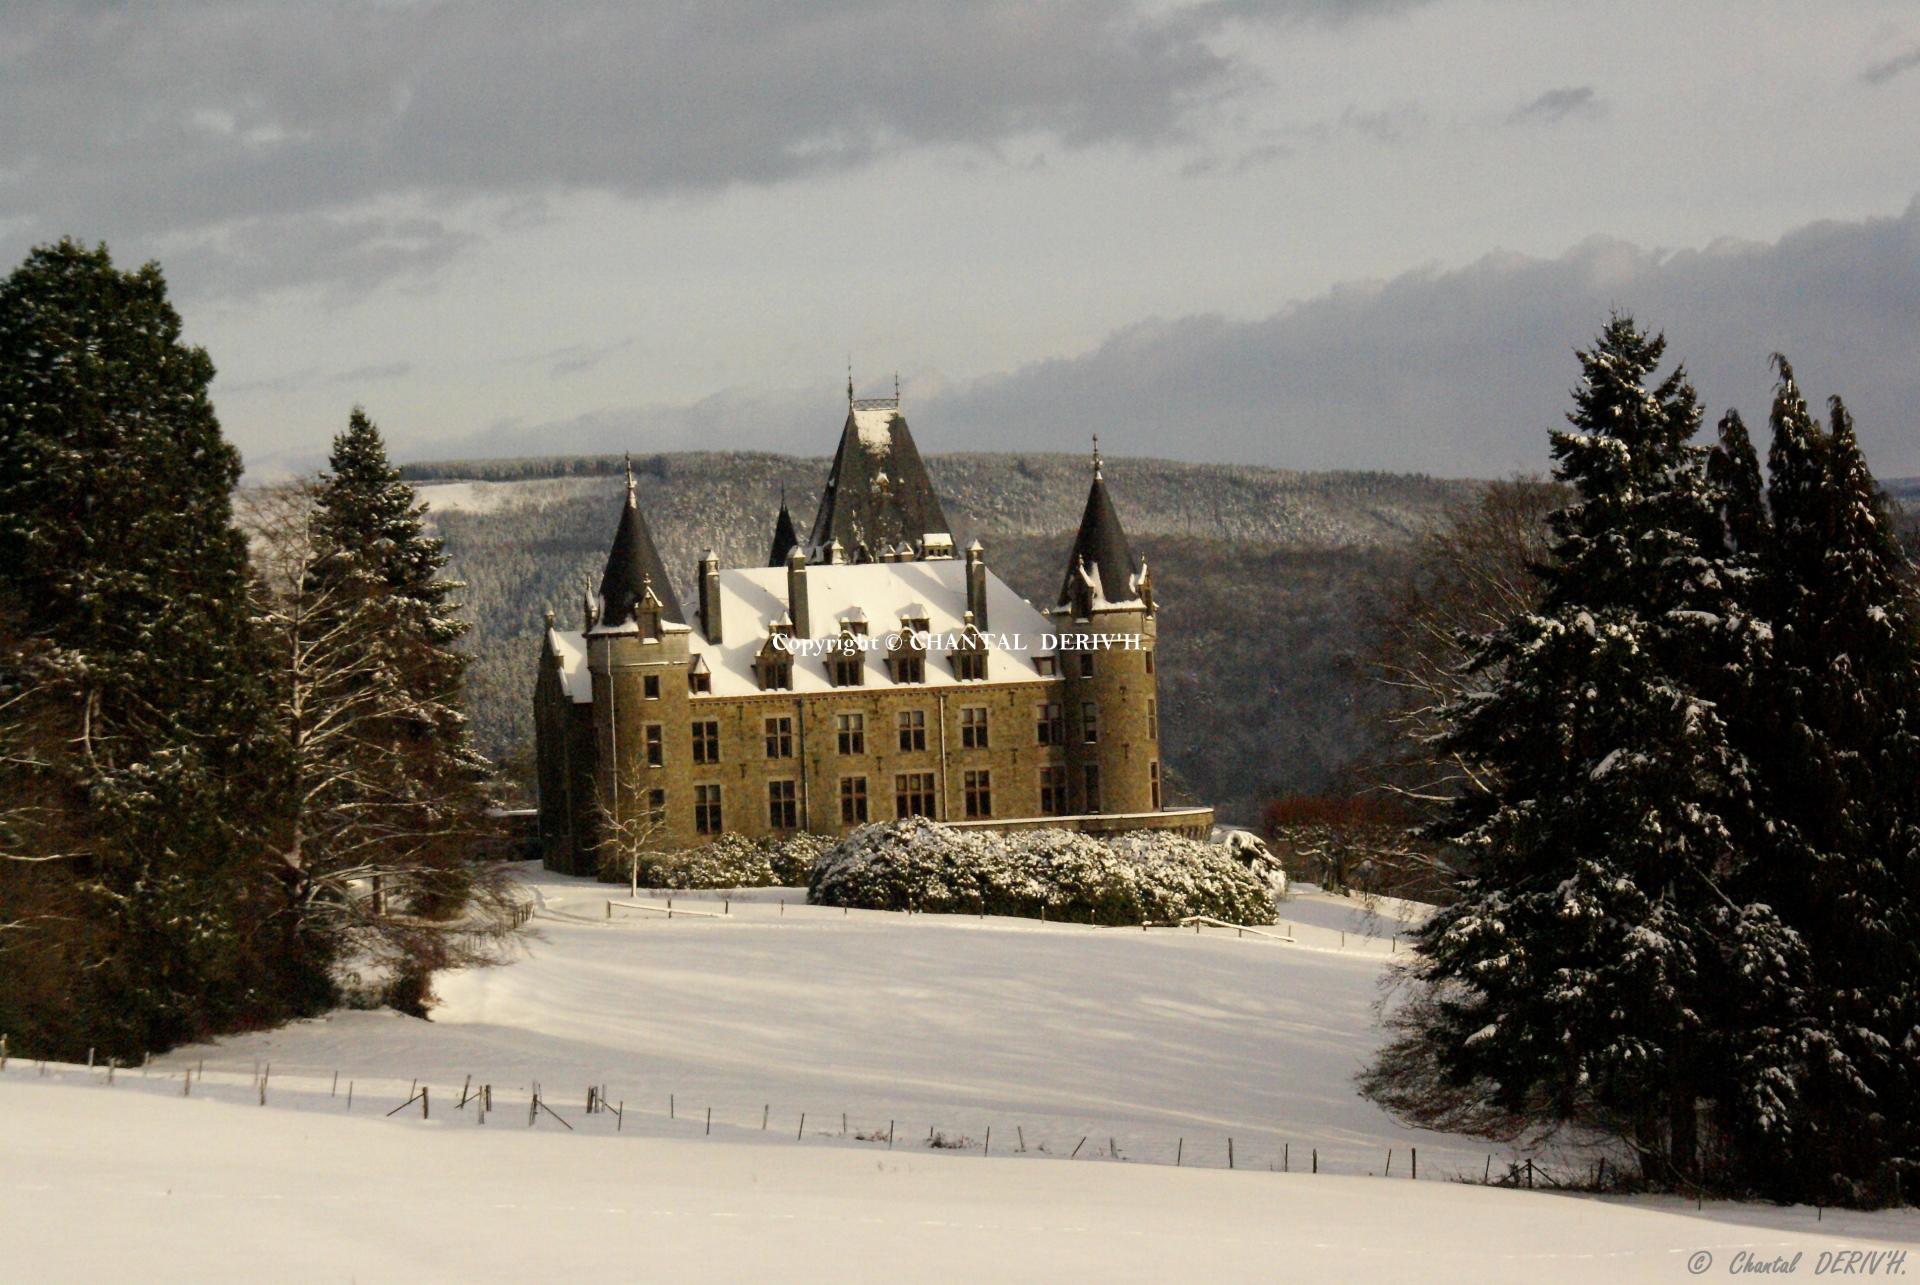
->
[409,452,1469,823]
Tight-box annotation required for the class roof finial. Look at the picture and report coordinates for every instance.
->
[623,451,636,506]
[1092,433,1103,481]
[894,370,900,400]
[847,355,854,407]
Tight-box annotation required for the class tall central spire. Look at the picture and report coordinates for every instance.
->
[808,380,949,561]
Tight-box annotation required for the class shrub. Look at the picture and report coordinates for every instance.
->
[760,831,832,885]
[807,819,1276,926]
[603,832,777,889]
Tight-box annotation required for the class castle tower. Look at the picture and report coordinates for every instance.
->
[807,385,950,560]
[1053,442,1161,815]
[585,459,695,859]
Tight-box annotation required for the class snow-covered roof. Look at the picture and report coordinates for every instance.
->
[852,405,897,453]
[693,560,1056,696]
[546,627,592,703]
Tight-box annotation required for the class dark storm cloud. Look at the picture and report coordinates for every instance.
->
[913,199,1920,478]
[0,0,1249,283]
[1508,86,1605,125]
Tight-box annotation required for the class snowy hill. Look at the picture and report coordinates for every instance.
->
[6,864,1916,1281]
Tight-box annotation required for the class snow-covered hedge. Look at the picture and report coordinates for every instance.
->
[807,819,1277,926]
[603,833,777,889]
[760,832,831,886]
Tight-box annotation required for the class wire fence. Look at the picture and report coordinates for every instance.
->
[0,1042,1589,1190]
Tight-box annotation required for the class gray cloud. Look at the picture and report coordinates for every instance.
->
[1338,101,1427,143]
[912,198,1920,478]
[526,338,639,380]
[0,1,1241,272]
[219,359,413,397]
[1508,86,1605,125]
[422,199,1920,482]
[157,213,473,301]
[1861,45,1920,85]
[1189,0,1440,25]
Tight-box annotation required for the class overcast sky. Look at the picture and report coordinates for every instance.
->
[5,0,1918,478]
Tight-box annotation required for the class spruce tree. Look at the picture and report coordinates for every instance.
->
[1738,361,1920,1202]
[0,241,307,1057]
[1391,317,1770,1182]
[299,409,496,1003]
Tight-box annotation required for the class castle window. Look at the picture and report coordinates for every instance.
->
[1077,653,1095,678]
[765,716,793,759]
[1145,649,1155,675]
[889,651,925,684]
[1147,698,1158,739]
[1036,702,1063,746]
[953,651,986,682]
[768,780,798,829]
[1082,764,1102,813]
[839,776,868,824]
[836,712,866,755]
[689,670,711,694]
[759,657,792,691]
[644,723,664,767]
[692,720,719,765]
[647,787,666,820]
[829,654,864,687]
[1035,655,1057,677]
[960,706,989,749]
[963,769,992,819]
[644,674,661,699]
[1150,761,1162,810]
[898,709,927,752]
[1039,765,1068,815]
[895,772,937,819]
[695,783,723,835]
[1081,701,1098,745]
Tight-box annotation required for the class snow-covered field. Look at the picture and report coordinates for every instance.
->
[414,477,612,515]
[5,863,1915,1281]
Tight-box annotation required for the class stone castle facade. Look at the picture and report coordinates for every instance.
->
[533,394,1211,875]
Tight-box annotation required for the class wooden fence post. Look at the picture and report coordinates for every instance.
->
[798,1113,806,1141]
[1228,1138,1234,1170]
[1176,1137,1183,1167]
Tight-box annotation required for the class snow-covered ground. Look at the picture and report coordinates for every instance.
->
[5,863,1915,1281]
[413,477,612,515]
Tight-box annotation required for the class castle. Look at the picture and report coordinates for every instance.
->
[533,392,1212,875]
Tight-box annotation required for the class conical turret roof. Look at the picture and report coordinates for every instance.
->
[807,394,949,558]
[767,492,799,567]
[598,458,684,628]
[1057,445,1138,609]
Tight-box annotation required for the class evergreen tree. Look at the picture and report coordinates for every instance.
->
[0,241,313,1058]
[1376,317,1771,1182]
[298,409,500,1006]
[1735,360,1920,1203]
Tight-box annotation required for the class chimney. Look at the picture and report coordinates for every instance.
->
[965,539,989,631]
[698,550,722,644]
[786,546,811,638]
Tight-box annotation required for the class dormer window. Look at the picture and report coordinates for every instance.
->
[829,654,864,687]
[953,652,986,682]
[758,656,793,691]
[888,650,925,684]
